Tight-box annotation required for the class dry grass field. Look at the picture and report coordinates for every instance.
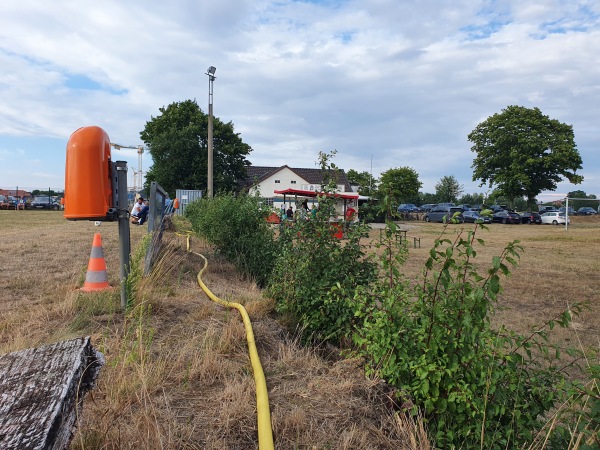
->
[383,216,600,354]
[0,210,597,449]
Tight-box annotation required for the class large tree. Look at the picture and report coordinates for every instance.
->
[346,169,377,196]
[140,100,251,196]
[469,105,583,207]
[378,167,422,206]
[435,175,463,203]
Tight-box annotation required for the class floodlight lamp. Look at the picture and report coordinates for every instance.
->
[207,66,216,75]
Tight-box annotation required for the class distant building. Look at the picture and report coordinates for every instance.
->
[240,165,354,209]
[0,188,31,199]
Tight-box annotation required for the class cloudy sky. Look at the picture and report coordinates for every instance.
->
[1,0,599,200]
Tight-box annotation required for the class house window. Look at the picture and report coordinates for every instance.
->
[261,198,274,207]
[274,180,280,183]
[291,180,297,184]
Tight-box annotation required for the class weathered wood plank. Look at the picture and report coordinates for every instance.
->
[0,337,103,450]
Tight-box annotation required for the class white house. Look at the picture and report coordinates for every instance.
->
[240,165,358,217]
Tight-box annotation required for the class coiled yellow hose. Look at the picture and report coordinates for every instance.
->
[182,233,274,450]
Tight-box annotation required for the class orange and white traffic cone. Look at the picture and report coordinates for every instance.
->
[81,233,111,292]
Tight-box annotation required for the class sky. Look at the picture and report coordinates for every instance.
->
[1,0,599,200]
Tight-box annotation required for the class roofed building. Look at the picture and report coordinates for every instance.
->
[240,165,354,209]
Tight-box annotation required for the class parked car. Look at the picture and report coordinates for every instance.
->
[30,196,59,210]
[0,196,18,209]
[455,204,472,211]
[538,205,559,214]
[519,212,542,224]
[558,207,577,216]
[492,210,521,224]
[541,211,570,225]
[420,203,437,212]
[576,207,597,215]
[489,204,507,213]
[424,206,464,223]
[462,210,491,224]
[397,203,420,213]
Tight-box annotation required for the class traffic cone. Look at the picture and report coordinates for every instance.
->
[81,233,111,292]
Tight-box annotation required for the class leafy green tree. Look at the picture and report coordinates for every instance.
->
[378,167,422,208]
[457,192,485,206]
[567,190,599,209]
[469,105,583,208]
[418,192,438,206]
[140,100,251,196]
[435,175,463,203]
[346,169,377,196]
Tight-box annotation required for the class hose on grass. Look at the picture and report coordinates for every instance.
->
[181,232,274,450]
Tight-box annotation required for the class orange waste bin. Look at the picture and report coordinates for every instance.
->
[64,126,114,220]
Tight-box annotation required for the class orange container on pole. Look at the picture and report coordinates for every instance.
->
[64,126,114,220]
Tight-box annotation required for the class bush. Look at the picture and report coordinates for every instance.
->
[267,214,375,344]
[352,223,593,449]
[185,193,278,287]
[266,151,376,344]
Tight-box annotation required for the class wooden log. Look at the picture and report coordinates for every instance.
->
[0,336,104,450]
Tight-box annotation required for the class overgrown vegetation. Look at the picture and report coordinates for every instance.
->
[267,153,376,343]
[185,154,599,449]
[353,221,598,448]
[185,193,278,287]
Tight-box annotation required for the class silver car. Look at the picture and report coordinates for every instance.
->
[540,212,570,225]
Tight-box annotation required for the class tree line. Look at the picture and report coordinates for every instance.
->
[141,101,585,211]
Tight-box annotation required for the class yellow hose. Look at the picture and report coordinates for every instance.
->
[182,233,274,450]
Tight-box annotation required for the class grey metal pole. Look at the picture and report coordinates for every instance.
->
[207,66,216,198]
[116,161,131,309]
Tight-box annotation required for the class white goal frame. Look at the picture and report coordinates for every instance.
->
[564,197,600,230]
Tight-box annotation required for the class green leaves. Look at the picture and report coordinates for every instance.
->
[469,105,583,204]
[140,99,251,196]
[349,224,597,449]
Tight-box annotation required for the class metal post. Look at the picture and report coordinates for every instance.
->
[206,66,216,198]
[115,161,131,309]
[565,197,569,231]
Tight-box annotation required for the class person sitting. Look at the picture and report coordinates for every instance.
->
[286,205,294,221]
[130,197,148,225]
[138,200,149,225]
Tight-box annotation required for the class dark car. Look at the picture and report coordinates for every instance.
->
[31,196,59,210]
[397,203,420,213]
[462,210,491,223]
[420,203,437,212]
[425,206,464,223]
[519,212,542,224]
[492,210,521,224]
[489,204,507,212]
[577,207,597,215]
[558,207,577,216]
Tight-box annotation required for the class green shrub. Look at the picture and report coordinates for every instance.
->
[352,223,592,449]
[266,151,376,344]
[185,193,278,287]
[267,214,375,344]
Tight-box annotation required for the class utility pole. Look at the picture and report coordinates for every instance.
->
[206,66,216,198]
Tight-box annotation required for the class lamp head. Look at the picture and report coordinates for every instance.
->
[207,66,216,75]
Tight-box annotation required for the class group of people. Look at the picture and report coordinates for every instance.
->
[281,199,316,222]
[280,199,357,223]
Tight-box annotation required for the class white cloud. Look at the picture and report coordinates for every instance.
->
[0,0,598,197]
